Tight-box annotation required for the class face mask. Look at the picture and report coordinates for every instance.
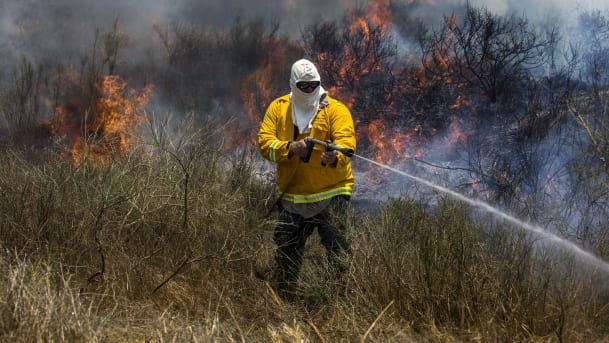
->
[289,59,326,133]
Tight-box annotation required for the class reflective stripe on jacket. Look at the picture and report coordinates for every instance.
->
[258,94,356,203]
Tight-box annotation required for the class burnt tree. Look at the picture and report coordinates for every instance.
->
[420,4,556,104]
[301,14,400,157]
[560,10,609,246]
[577,10,609,107]
[302,15,398,118]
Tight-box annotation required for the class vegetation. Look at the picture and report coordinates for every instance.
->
[0,134,608,342]
[0,137,609,342]
[1,2,609,341]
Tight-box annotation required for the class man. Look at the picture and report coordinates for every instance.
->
[258,58,356,298]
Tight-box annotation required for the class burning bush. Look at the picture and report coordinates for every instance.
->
[48,75,152,165]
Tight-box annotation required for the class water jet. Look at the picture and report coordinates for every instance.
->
[353,153,609,275]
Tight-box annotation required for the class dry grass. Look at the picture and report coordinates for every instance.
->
[1,7,609,342]
[1,126,609,342]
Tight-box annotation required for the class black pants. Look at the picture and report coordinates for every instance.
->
[273,195,351,288]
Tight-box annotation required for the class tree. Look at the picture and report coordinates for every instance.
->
[420,4,557,103]
[301,13,398,116]
[577,10,609,106]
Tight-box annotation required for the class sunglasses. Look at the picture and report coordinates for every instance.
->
[296,81,321,91]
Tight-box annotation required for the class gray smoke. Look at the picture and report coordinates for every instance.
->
[0,0,351,67]
[0,0,606,68]
[469,0,605,18]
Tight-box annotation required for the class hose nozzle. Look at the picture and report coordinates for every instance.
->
[304,137,354,159]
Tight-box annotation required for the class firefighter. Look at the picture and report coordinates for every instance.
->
[258,58,356,299]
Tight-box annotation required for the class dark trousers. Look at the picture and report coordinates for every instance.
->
[273,196,351,288]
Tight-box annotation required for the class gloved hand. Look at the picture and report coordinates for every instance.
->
[288,139,308,159]
[321,150,338,166]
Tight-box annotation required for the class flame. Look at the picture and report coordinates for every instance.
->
[418,13,458,88]
[362,0,392,28]
[444,115,463,147]
[364,118,425,164]
[471,179,480,192]
[342,3,476,170]
[443,94,477,154]
[449,95,464,109]
[240,62,274,146]
[319,0,393,110]
[468,178,492,201]
[49,75,152,166]
[232,0,473,173]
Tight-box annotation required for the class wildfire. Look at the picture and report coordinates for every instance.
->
[365,118,425,164]
[49,75,152,166]
[468,178,492,201]
[240,62,274,146]
[238,0,478,176]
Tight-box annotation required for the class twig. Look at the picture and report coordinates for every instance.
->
[152,254,199,293]
[264,281,282,306]
[566,100,606,162]
[265,191,284,217]
[86,207,106,285]
[143,246,164,259]
[304,318,328,343]
[361,300,395,342]
[414,158,481,175]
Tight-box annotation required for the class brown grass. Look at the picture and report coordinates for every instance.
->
[0,122,609,342]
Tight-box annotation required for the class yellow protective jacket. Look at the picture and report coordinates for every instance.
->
[258,94,356,204]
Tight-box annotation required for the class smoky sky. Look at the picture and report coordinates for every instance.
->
[469,0,605,19]
[0,0,606,70]
[0,0,349,63]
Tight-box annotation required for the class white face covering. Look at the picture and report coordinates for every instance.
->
[289,59,327,134]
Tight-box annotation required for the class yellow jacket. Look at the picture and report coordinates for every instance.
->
[258,94,356,204]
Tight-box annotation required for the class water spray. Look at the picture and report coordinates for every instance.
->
[304,137,609,274]
[353,153,609,274]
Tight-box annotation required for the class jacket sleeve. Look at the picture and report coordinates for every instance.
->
[258,99,291,163]
[329,102,356,167]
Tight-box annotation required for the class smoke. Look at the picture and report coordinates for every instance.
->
[173,0,351,35]
[468,0,605,18]
[467,0,608,48]
[1,0,608,215]
[0,0,173,65]
[0,0,351,63]
[411,0,607,21]
[0,0,606,67]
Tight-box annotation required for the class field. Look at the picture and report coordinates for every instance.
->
[2,1,609,341]
[1,129,608,341]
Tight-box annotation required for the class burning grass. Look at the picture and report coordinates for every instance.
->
[0,124,609,342]
[48,75,152,166]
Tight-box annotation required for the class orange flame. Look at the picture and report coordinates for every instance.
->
[364,118,425,164]
[49,75,152,166]
[240,62,274,145]
[238,0,479,179]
